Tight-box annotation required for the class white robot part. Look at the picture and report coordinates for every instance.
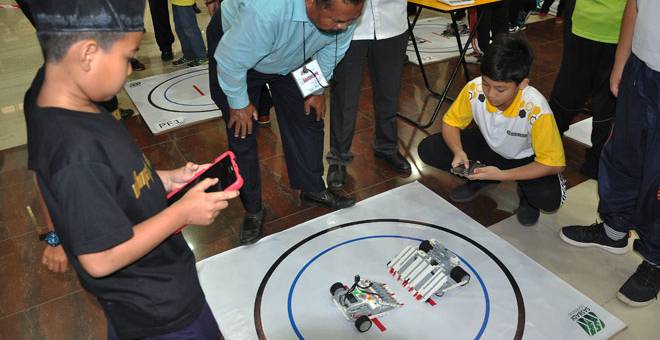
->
[386,239,470,302]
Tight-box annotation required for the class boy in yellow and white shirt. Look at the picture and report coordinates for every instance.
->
[418,35,566,226]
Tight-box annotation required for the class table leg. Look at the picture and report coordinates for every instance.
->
[398,9,484,129]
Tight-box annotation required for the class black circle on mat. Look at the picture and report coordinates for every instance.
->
[253,219,525,339]
[147,68,218,113]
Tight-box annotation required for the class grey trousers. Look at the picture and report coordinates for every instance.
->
[327,31,409,165]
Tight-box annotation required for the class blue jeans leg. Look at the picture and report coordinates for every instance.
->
[172,5,207,59]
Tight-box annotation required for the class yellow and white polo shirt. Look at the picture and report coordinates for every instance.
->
[443,77,565,167]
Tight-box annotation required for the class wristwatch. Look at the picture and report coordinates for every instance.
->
[39,231,61,247]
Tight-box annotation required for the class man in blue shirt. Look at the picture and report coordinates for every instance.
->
[207,0,364,245]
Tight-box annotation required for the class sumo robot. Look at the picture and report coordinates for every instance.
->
[387,239,470,302]
[330,275,403,332]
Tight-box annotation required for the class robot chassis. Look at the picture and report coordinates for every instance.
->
[330,239,470,333]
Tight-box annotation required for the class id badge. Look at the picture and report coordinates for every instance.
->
[292,59,328,98]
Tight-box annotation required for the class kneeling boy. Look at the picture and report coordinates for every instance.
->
[418,35,566,226]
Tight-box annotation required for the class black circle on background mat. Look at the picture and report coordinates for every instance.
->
[253,219,525,340]
[147,68,218,113]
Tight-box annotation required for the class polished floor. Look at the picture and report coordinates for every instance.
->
[0,4,654,339]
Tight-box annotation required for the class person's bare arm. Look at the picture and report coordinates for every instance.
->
[468,161,564,181]
[32,173,69,273]
[442,122,469,168]
[78,179,238,278]
[610,0,637,97]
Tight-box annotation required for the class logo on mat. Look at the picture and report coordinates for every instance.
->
[569,305,605,336]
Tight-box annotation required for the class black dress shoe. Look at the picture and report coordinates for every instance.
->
[239,209,264,245]
[300,189,355,209]
[161,50,174,61]
[327,164,347,190]
[375,151,411,172]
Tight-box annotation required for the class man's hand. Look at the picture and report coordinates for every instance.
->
[228,103,257,139]
[304,94,325,121]
[42,245,68,273]
[467,166,505,181]
[451,150,470,169]
[206,0,219,14]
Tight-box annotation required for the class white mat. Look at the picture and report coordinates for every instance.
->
[407,16,473,66]
[490,179,660,340]
[565,117,593,147]
[197,182,625,339]
[124,65,221,135]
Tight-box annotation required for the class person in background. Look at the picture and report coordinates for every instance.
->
[207,0,363,244]
[560,0,660,308]
[171,0,209,67]
[549,0,625,179]
[326,0,411,190]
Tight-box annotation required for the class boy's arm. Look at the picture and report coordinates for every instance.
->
[469,112,565,181]
[32,173,69,273]
[442,122,469,168]
[78,179,238,278]
[469,161,563,181]
[610,0,637,97]
[441,83,474,167]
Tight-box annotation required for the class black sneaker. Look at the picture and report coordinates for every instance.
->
[559,222,629,254]
[173,57,193,66]
[617,261,660,307]
[448,181,497,203]
[516,195,539,226]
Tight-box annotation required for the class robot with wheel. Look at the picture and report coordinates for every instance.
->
[329,275,403,333]
[387,239,470,302]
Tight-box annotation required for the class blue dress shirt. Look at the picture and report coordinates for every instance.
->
[215,0,358,109]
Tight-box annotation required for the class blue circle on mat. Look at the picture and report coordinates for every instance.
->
[287,235,490,340]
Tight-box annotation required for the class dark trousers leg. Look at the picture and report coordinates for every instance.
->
[148,0,174,53]
[418,128,563,211]
[540,0,555,13]
[327,40,369,165]
[476,2,509,52]
[207,12,266,213]
[207,10,222,107]
[598,54,660,264]
[269,75,326,192]
[212,70,270,213]
[518,174,565,212]
[557,0,566,17]
[550,33,616,173]
[370,31,408,155]
[476,7,494,55]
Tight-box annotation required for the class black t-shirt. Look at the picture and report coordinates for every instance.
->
[25,74,205,339]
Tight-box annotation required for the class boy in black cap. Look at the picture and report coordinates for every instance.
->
[24,1,238,338]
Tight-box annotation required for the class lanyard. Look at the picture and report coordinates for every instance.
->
[302,22,338,88]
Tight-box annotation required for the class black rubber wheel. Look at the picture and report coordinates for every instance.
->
[450,266,470,284]
[355,315,372,333]
[419,240,433,253]
[330,282,345,296]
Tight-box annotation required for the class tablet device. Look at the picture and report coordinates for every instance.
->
[166,151,243,205]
